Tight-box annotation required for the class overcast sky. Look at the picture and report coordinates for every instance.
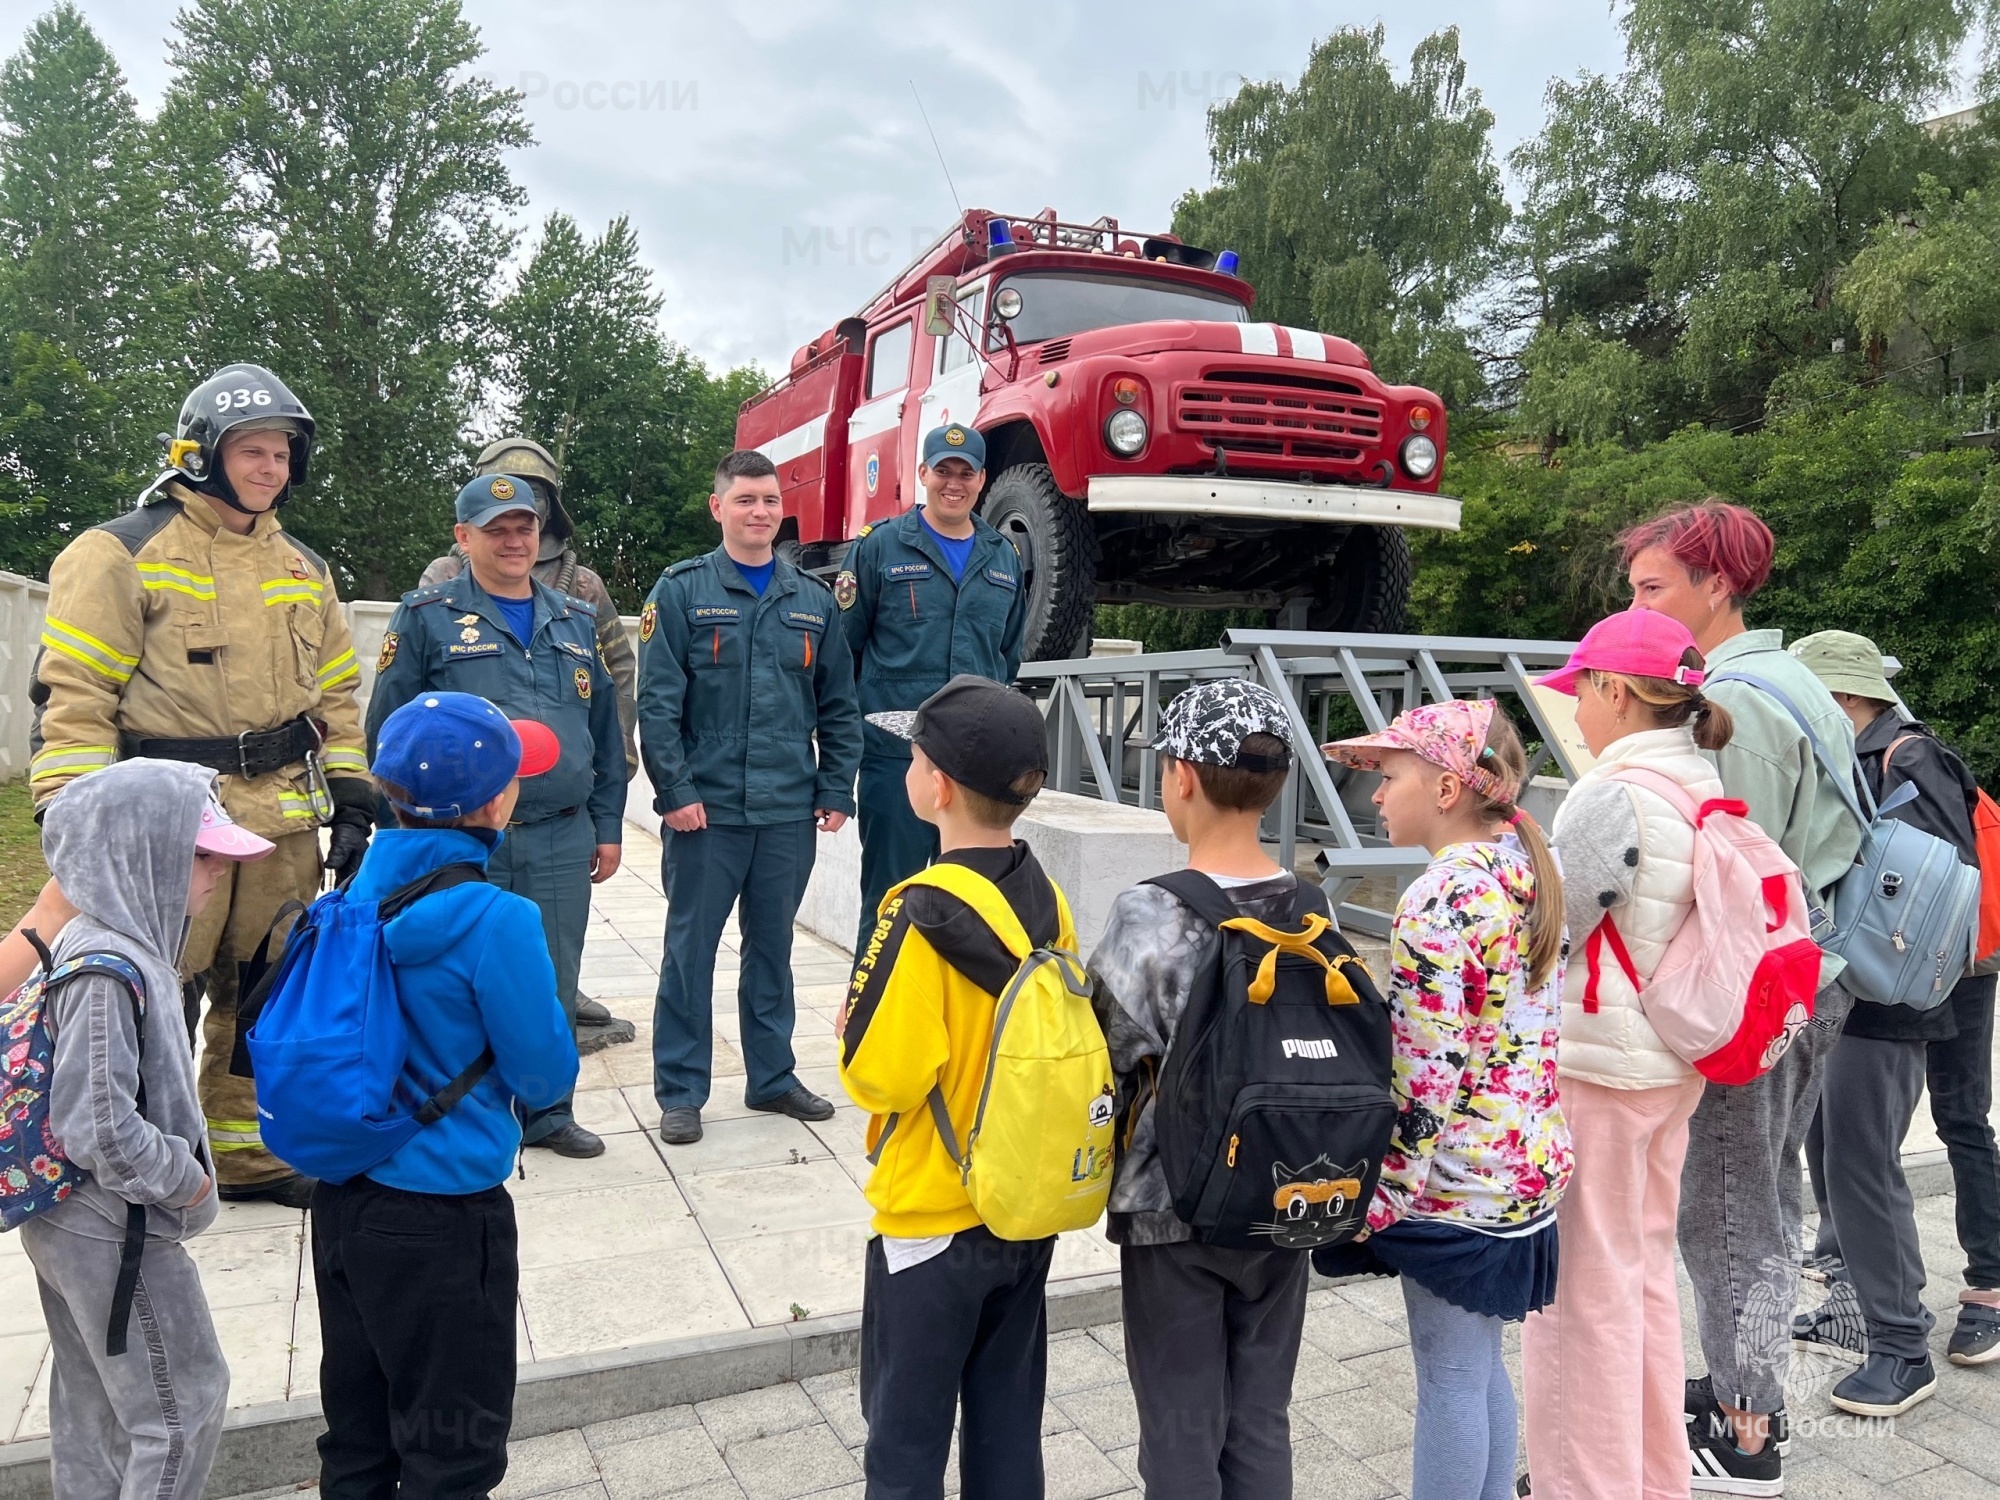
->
[19,3,1986,375]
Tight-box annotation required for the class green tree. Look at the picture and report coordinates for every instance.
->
[1171,25,1509,409]
[1840,173,2000,398]
[497,213,766,607]
[153,0,530,598]
[0,5,164,574]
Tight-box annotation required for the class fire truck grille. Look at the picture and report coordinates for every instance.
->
[1176,371,1383,459]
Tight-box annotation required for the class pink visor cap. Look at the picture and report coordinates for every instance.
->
[1322,699,1519,805]
[195,789,276,861]
[1536,610,1704,697]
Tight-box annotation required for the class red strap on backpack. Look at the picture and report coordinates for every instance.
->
[1582,916,1640,1014]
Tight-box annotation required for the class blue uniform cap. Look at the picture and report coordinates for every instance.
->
[372,691,524,819]
[455,473,541,527]
[920,423,986,471]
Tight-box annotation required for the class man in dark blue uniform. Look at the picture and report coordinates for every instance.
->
[366,474,626,1158]
[638,450,863,1146]
[835,423,1027,952]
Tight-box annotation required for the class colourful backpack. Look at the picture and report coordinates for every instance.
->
[1583,766,1823,1085]
[1,936,154,1354]
[867,862,1114,1241]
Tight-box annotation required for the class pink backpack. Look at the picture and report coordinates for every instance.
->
[1581,765,1823,1085]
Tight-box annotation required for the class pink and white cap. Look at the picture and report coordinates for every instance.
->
[1322,699,1519,805]
[1534,610,1705,697]
[195,789,276,861]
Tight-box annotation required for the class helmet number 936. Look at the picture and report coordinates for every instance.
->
[216,387,274,411]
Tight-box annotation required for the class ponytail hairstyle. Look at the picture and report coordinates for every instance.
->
[1473,711,1564,992]
[1587,647,1735,752]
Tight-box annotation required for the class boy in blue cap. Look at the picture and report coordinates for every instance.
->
[836,423,1027,954]
[312,691,579,1500]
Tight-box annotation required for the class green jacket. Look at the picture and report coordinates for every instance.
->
[835,508,1027,759]
[636,546,861,825]
[1702,629,1865,984]
[366,569,626,843]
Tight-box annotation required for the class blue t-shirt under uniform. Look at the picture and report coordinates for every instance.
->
[920,511,977,582]
[736,558,776,596]
[492,591,536,645]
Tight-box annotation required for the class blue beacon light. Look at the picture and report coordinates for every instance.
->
[1215,249,1241,275]
[987,218,1016,253]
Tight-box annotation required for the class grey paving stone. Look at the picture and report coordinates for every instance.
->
[498,1430,601,1500]
[1359,1445,1413,1494]
[1292,1388,1414,1459]
[1045,1330,1127,1394]
[1040,1429,1128,1500]
[1042,1398,1076,1436]
[1104,1443,1141,1486]
[1806,1417,1950,1483]
[698,1383,825,1449]
[1052,1380,1141,1450]
[596,1427,734,1500]
[1327,1349,1419,1414]
[1772,1452,1897,1499]
[584,1405,701,1451]
[1904,1404,2000,1481]
[1300,1303,1406,1361]
[724,1423,863,1500]
[1288,1337,1373,1400]
[1083,1322,1127,1364]
[801,1369,868,1448]
[1289,1434,1400,1500]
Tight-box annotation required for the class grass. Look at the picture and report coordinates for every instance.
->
[0,778,47,932]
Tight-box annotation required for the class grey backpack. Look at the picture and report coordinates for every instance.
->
[1712,671,1980,1010]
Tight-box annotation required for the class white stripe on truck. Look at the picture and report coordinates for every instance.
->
[1284,327,1326,362]
[757,413,829,467]
[1236,322,1280,356]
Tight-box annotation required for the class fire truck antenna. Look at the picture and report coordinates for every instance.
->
[908,81,965,219]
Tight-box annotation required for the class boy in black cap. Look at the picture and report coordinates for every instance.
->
[837,674,1070,1499]
[1087,680,1316,1500]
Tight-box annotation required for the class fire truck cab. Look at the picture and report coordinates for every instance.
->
[736,208,1460,659]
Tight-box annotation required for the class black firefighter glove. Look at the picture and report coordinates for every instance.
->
[325,776,377,887]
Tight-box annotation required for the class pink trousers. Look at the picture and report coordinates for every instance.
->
[1522,1072,1706,1500]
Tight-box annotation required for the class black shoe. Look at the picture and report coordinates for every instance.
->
[575,997,613,1026]
[218,1173,318,1211]
[1792,1288,1868,1363]
[659,1107,703,1145]
[1688,1414,1783,1496]
[527,1122,604,1158]
[1686,1377,1791,1457]
[749,1085,834,1122]
[1950,1302,2000,1366]
[1830,1352,1938,1417]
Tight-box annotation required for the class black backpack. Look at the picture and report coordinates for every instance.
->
[1146,871,1396,1250]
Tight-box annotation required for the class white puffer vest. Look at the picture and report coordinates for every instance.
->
[1551,728,1723,1089]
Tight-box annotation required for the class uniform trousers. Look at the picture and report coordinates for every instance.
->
[487,808,595,1142]
[311,1177,518,1500]
[653,820,815,1112]
[184,828,322,1187]
[855,753,939,956]
[1523,1073,1705,1500]
[1119,1240,1310,1500]
[22,1217,230,1500]
[1926,975,2000,1288]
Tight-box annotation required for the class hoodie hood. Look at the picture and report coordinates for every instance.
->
[42,758,212,965]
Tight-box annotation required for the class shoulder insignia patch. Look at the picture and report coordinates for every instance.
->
[833,571,858,611]
[665,556,709,578]
[409,585,451,607]
[376,632,400,673]
[856,523,874,539]
[639,600,658,642]
[574,666,592,700]
[565,594,598,618]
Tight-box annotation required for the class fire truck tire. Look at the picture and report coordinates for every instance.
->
[984,464,1101,661]
[1309,526,1412,634]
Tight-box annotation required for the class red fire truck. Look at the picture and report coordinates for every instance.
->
[736,208,1459,659]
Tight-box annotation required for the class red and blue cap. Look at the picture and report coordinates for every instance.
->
[371,691,559,819]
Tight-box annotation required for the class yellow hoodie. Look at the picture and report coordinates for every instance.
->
[837,842,1073,1238]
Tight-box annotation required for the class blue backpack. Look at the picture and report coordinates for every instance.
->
[1713,672,1982,1009]
[2,937,155,1355]
[243,863,497,1183]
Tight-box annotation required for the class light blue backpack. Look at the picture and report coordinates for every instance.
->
[1712,672,1980,1010]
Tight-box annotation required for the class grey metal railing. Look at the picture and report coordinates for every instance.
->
[1017,628,1580,935]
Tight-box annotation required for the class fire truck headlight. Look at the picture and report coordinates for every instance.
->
[1105,408,1148,456]
[1400,434,1439,479]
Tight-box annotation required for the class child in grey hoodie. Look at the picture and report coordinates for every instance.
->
[27,758,277,1500]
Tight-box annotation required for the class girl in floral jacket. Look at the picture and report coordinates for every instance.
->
[1326,699,1572,1500]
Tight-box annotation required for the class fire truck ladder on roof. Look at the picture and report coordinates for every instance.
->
[1015,628,1582,937]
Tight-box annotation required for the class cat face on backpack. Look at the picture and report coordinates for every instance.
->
[1256,1155,1367,1248]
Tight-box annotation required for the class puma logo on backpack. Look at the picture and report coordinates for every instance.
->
[1144,871,1395,1250]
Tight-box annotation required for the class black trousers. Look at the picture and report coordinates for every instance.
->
[1929,974,2000,1288]
[1120,1240,1310,1500]
[311,1177,519,1500]
[859,1226,1055,1500]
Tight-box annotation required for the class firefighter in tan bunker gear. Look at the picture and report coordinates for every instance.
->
[28,364,370,1209]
